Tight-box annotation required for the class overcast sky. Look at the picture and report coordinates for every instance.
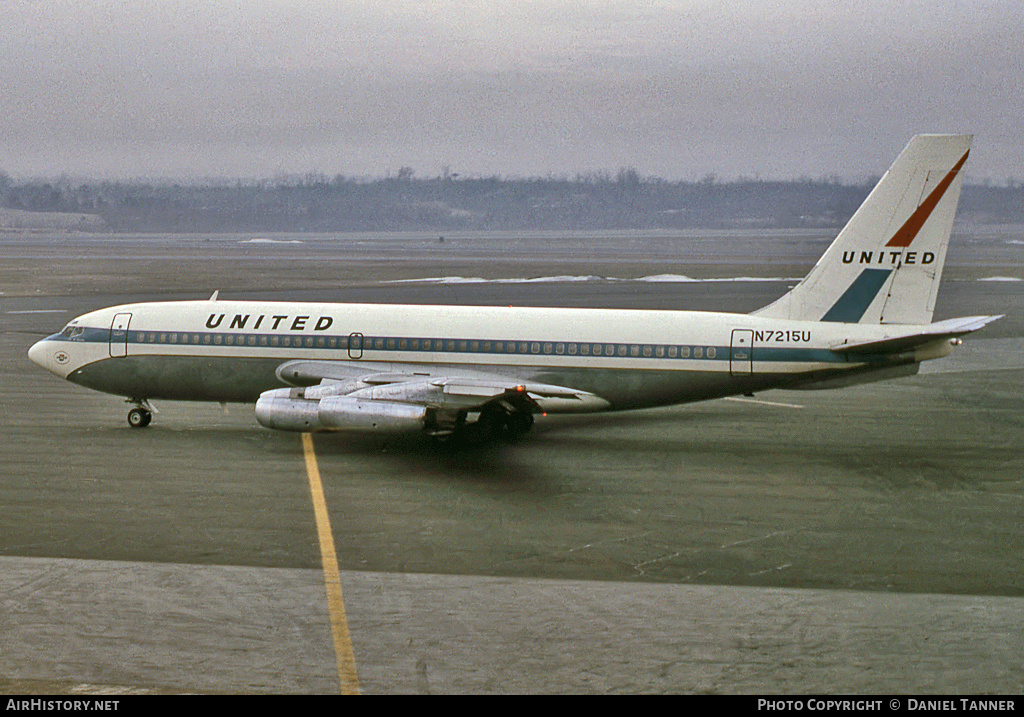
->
[2,0,1022,182]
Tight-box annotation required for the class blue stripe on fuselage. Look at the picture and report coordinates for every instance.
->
[48,327,851,365]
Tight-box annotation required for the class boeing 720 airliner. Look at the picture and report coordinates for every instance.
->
[28,135,1001,441]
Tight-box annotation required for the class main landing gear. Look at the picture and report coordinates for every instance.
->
[126,399,155,428]
[452,400,535,446]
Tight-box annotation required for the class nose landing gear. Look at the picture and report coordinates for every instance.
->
[126,399,156,428]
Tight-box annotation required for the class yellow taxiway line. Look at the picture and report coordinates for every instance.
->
[302,432,361,695]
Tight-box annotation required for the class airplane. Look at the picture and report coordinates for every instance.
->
[28,134,1001,442]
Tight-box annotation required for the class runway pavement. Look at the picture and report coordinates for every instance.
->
[2,230,1022,694]
[2,556,1022,694]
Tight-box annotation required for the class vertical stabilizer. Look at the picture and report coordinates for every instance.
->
[754,134,971,325]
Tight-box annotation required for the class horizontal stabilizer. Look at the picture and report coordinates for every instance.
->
[830,315,1002,355]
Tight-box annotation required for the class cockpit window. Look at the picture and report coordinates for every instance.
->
[59,325,85,339]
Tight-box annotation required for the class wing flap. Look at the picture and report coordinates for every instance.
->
[434,378,610,412]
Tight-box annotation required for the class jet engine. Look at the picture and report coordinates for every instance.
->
[255,387,430,433]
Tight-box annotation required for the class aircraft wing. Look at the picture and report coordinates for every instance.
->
[271,359,610,413]
[829,315,1003,355]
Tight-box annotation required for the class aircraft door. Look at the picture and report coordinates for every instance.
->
[730,329,754,375]
[110,312,132,358]
[348,332,363,359]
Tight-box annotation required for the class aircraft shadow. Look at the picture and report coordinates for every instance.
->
[306,431,552,489]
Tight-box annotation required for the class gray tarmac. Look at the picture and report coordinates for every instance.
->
[1,230,1023,694]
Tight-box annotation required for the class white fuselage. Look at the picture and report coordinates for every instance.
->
[28,299,936,411]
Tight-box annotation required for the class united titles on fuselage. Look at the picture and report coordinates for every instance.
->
[205,313,334,331]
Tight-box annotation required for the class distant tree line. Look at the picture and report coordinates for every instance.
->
[1,169,1022,232]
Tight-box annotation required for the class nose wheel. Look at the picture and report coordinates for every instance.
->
[127,407,152,428]
[126,399,156,428]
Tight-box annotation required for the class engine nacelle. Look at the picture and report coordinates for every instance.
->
[255,388,430,433]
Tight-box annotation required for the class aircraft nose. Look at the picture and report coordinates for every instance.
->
[28,338,50,368]
[28,337,68,375]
